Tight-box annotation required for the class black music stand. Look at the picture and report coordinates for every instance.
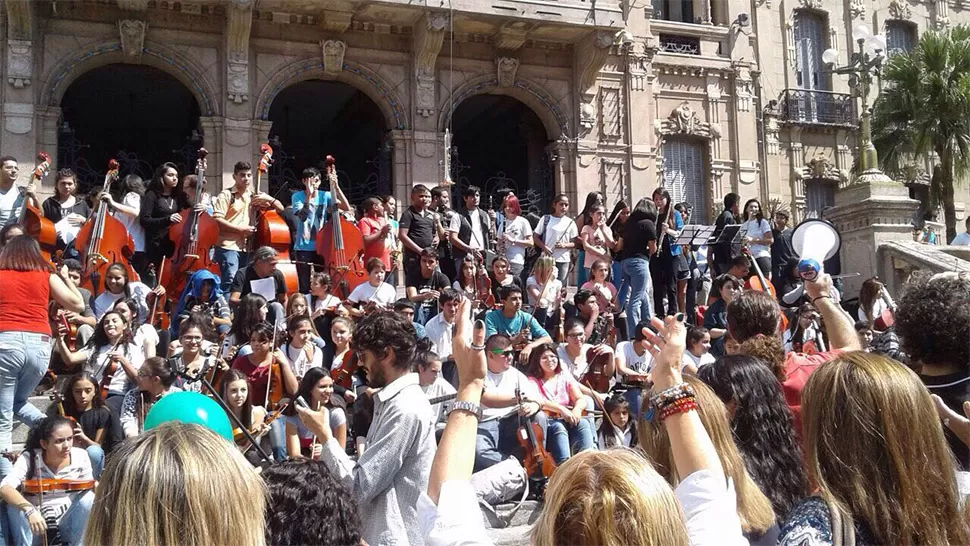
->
[708,224,744,247]
[675,225,716,247]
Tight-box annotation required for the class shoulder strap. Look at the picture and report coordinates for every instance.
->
[825,497,856,546]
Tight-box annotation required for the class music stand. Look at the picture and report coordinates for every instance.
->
[708,224,744,247]
[675,225,715,247]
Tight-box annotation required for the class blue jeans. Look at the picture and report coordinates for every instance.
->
[576,250,587,285]
[624,386,644,420]
[86,445,104,479]
[546,416,595,464]
[7,490,94,546]
[270,417,287,461]
[475,411,550,472]
[0,332,51,453]
[214,247,250,294]
[622,257,653,340]
[613,260,629,310]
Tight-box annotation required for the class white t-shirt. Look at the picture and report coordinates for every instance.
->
[536,215,578,263]
[683,351,715,370]
[482,367,539,420]
[83,342,145,395]
[740,218,772,258]
[133,323,158,356]
[311,294,342,313]
[557,344,593,379]
[503,216,533,266]
[0,447,93,515]
[951,231,970,246]
[616,340,653,376]
[113,192,146,252]
[347,281,397,307]
[283,342,324,379]
[526,276,563,312]
[92,281,152,323]
[0,183,24,227]
[422,376,457,424]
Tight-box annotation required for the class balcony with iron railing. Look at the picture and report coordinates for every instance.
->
[779,89,857,127]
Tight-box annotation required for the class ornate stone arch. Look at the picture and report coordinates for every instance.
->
[436,74,568,140]
[253,57,409,131]
[41,41,218,116]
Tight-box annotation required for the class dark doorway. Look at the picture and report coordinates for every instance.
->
[449,95,553,216]
[59,64,202,195]
[266,80,390,206]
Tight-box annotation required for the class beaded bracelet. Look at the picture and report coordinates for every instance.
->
[657,398,699,422]
[648,382,695,409]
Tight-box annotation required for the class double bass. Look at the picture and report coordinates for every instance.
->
[18,153,56,262]
[165,147,220,297]
[247,143,299,294]
[316,156,366,299]
[75,159,138,295]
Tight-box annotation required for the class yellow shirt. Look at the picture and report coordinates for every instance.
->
[212,187,252,251]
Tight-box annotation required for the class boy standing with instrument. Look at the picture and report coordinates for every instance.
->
[290,166,349,293]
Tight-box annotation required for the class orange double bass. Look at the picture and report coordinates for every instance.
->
[18,153,56,262]
[247,144,299,295]
[164,147,220,297]
[315,156,366,299]
[75,159,138,296]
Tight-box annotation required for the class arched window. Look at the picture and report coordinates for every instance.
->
[662,138,708,221]
[886,20,917,57]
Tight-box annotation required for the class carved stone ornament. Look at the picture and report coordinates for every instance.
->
[888,0,912,19]
[413,12,448,118]
[6,40,31,88]
[496,57,519,88]
[577,31,615,98]
[579,99,596,136]
[3,102,33,135]
[118,20,146,59]
[797,0,823,8]
[322,40,347,75]
[654,101,721,139]
[849,0,866,19]
[796,154,849,183]
[227,61,248,104]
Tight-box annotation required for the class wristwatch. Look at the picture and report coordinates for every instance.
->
[447,400,483,420]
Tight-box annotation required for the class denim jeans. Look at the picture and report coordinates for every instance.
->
[86,445,105,479]
[6,490,94,546]
[475,411,550,472]
[622,257,653,340]
[0,332,52,452]
[546,417,595,464]
[554,261,569,285]
[270,417,287,462]
[575,249,587,285]
[612,260,629,310]
[213,247,250,294]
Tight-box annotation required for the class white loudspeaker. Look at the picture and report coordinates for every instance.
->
[791,219,841,281]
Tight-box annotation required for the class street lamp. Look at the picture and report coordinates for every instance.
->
[823,23,890,182]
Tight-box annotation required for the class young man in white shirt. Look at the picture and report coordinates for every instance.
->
[424,288,463,361]
[0,156,30,227]
[534,194,578,284]
[614,319,654,419]
[448,185,492,276]
[346,258,397,316]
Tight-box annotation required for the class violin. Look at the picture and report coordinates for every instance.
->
[474,256,495,309]
[97,343,123,399]
[146,261,171,332]
[165,148,220,297]
[741,247,789,331]
[515,386,556,488]
[330,349,358,391]
[75,159,138,296]
[22,479,95,495]
[263,326,286,412]
[18,152,56,263]
[247,144,299,295]
[581,316,614,393]
[234,401,289,447]
[50,304,78,352]
[316,155,367,300]
[49,384,77,427]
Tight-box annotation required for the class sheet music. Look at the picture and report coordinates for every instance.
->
[250,277,276,301]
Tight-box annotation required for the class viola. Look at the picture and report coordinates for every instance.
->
[22,478,95,495]
[316,155,367,300]
[19,152,57,263]
[247,144,299,295]
[330,349,358,391]
[165,147,220,297]
[75,159,138,296]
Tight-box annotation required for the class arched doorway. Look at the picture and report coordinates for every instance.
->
[449,95,554,216]
[59,64,202,193]
[266,80,390,205]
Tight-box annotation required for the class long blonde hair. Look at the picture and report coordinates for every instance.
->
[84,423,267,546]
[638,376,776,535]
[802,352,970,545]
[531,449,689,546]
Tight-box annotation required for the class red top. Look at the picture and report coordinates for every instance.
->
[358,216,391,270]
[231,354,269,406]
[0,270,51,336]
[783,349,843,436]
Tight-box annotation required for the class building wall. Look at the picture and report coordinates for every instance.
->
[0,0,966,228]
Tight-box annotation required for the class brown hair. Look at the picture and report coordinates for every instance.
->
[727,291,780,342]
[737,335,785,381]
[0,235,53,272]
[639,376,776,535]
[802,352,970,545]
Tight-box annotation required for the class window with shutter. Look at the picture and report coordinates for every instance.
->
[805,178,837,218]
[794,12,827,91]
[662,138,708,222]
[886,21,917,58]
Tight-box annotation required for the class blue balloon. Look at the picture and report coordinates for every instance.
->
[143,391,233,441]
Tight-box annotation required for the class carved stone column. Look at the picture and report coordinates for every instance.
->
[389,129,414,202]
[547,138,576,203]
[226,0,254,106]
[198,116,225,190]
[575,31,616,139]
[412,12,448,122]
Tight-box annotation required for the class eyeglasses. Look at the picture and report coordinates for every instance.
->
[566,332,585,338]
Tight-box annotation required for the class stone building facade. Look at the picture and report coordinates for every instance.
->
[0,0,967,228]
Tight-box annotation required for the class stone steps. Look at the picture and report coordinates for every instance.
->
[11,395,55,448]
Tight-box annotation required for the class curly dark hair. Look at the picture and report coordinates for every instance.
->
[697,355,808,519]
[727,290,780,342]
[895,272,970,371]
[351,310,416,370]
[262,459,361,546]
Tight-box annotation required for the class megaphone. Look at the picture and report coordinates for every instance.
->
[791,219,841,281]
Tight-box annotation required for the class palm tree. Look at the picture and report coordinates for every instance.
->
[871,26,970,243]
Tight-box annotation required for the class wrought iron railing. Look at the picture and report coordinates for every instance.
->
[659,34,701,55]
[779,89,857,127]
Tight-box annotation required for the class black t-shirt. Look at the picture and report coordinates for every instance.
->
[921,372,970,470]
[409,269,450,309]
[77,407,111,442]
[399,207,435,255]
[711,209,737,266]
[618,219,658,261]
[230,266,287,302]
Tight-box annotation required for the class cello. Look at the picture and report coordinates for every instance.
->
[75,159,138,296]
[742,246,789,331]
[165,147,220,297]
[18,152,57,263]
[247,143,299,295]
[316,156,366,300]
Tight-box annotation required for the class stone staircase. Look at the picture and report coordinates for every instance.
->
[482,500,540,546]
[11,395,55,451]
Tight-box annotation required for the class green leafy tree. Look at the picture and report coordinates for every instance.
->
[871,26,970,242]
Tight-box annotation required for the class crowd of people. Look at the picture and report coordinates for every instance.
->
[0,150,968,546]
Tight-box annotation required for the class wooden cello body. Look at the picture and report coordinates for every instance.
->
[315,156,366,300]
[19,153,57,262]
[75,159,138,295]
[247,144,299,295]
[165,147,220,297]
